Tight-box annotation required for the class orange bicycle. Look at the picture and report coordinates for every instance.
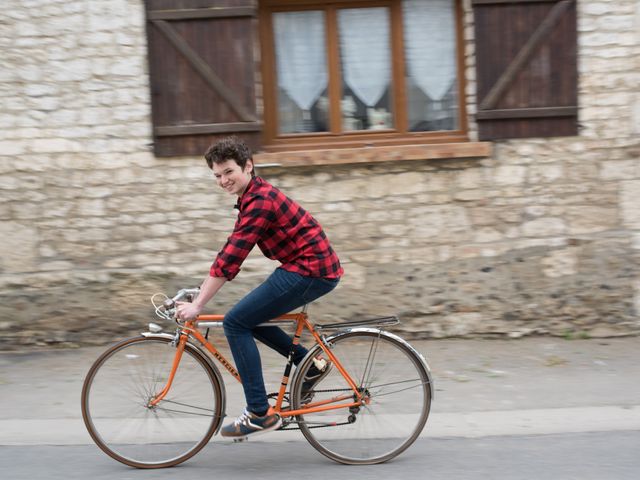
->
[81,287,433,468]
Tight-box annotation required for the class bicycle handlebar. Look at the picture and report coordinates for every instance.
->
[152,288,201,324]
[162,287,201,310]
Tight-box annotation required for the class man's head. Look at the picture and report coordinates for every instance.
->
[204,136,255,176]
[205,137,255,196]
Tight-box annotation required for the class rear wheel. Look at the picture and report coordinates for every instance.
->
[81,336,223,468]
[291,331,431,464]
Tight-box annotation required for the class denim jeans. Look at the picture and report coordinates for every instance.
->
[223,268,339,414]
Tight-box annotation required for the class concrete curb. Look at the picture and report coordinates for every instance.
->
[2,405,639,446]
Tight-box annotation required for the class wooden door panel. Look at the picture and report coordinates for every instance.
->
[473,0,577,140]
[145,0,262,156]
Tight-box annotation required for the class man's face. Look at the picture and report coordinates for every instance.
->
[212,159,253,196]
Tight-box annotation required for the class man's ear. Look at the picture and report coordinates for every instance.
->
[245,159,254,174]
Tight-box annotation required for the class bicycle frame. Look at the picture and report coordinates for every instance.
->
[149,311,366,419]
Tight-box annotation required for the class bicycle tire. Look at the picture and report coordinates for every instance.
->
[291,330,431,465]
[81,336,223,468]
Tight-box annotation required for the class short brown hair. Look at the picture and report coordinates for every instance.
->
[204,136,254,175]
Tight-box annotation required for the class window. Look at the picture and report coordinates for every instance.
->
[260,0,467,150]
[142,0,575,158]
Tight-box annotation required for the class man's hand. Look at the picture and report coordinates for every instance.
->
[175,275,227,321]
[176,301,203,321]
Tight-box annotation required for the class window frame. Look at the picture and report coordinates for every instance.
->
[258,0,468,152]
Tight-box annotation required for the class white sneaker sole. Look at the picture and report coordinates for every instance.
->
[222,416,283,442]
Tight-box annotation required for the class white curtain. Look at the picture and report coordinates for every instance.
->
[273,11,328,112]
[338,8,391,107]
[403,0,457,101]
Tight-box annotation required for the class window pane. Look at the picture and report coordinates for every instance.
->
[338,7,393,131]
[273,11,329,134]
[403,0,459,132]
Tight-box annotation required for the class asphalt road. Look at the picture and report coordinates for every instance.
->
[3,337,639,479]
[2,430,638,480]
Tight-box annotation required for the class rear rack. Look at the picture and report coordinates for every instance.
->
[316,316,399,330]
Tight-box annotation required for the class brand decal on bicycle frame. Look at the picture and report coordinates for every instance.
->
[188,325,242,382]
[211,350,238,377]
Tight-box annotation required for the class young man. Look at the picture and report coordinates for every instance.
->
[176,136,343,439]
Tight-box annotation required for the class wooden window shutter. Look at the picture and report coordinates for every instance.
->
[145,0,262,156]
[472,0,577,140]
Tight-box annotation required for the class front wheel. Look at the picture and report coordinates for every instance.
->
[81,336,223,468]
[291,330,432,464]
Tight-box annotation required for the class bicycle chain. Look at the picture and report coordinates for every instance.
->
[279,420,353,430]
[268,387,355,399]
[268,388,363,430]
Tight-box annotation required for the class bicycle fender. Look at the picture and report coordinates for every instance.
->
[294,328,434,401]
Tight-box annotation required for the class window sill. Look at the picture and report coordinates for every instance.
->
[254,141,492,167]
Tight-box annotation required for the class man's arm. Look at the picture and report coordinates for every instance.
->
[210,195,273,281]
[176,275,227,321]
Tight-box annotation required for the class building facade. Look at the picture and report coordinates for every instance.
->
[1,0,639,348]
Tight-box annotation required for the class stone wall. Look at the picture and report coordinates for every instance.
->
[1,0,639,349]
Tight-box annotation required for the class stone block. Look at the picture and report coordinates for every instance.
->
[379,223,409,236]
[521,218,566,237]
[379,237,410,249]
[286,186,327,203]
[494,165,527,185]
[77,199,106,217]
[324,178,367,201]
[31,138,82,153]
[620,180,640,228]
[362,208,393,222]
[600,160,640,180]
[0,221,38,273]
[583,2,610,16]
[40,260,75,272]
[527,164,564,183]
[468,207,497,226]
[455,168,486,189]
[632,93,640,135]
[524,205,547,218]
[442,312,484,336]
[474,228,503,243]
[453,189,485,202]
[541,248,578,278]
[410,205,470,238]
[365,172,425,198]
[321,201,354,213]
[339,262,366,290]
[135,238,180,253]
[566,206,618,234]
[497,208,522,223]
[634,279,640,320]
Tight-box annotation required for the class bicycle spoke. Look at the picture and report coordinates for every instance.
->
[365,378,429,397]
[154,407,219,417]
[360,333,380,389]
[161,398,217,413]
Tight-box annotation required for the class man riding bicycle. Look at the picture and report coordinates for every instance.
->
[176,136,343,439]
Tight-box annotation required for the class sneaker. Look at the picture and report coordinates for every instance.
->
[220,407,282,439]
[300,357,332,404]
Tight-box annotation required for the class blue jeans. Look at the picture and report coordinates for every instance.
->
[223,268,339,414]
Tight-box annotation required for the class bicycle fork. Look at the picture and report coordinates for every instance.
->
[148,331,189,407]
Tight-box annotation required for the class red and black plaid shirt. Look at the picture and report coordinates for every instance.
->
[211,177,343,281]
